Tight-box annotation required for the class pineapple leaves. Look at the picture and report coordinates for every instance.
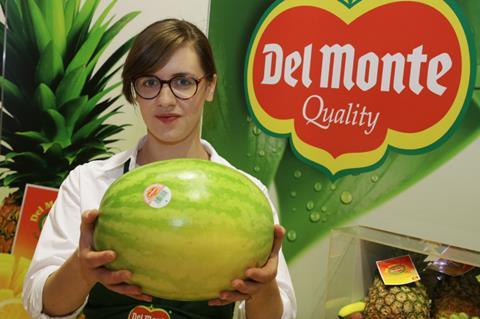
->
[4,0,26,44]
[40,0,66,58]
[96,11,140,55]
[62,95,88,135]
[72,107,122,144]
[95,124,128,141]
[65,26,104,74]
[84,12,140,78]
[34,84,56,112]
[55,66,87,107]
[15,131,49,144]
[5,152,47,169]
[92,0,118,30]
[0,0,137,192]
[36,42,65,87]
[63,0,77,34]
[77,82,121,125]
[44,109,70,148]
[87,37,135,94]
[66,0,100,61]
[0,76,22,102]
[26,0,51,54]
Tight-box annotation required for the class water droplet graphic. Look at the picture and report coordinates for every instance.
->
[252,126,261,135]
[294,170,302,178]
[371,175,379,183]
[309,211,321,223]
[291,207,297,212]
[330,183,336,191]
[287,230,297,242]
[246,153,251,158]
[253,166,260,172]
[306,201,315,210]
[340,191,353,204]
[314,182,322,192]
[321,216,328,223]
[321,206,328,212]
[290,191,297,198]
[258,150,265,157]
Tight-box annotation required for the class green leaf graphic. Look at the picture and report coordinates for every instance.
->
[338,0,363,9]
[277,100,480,261]
[204,0,286,187]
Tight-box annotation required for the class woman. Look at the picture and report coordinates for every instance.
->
[23,19,297,319]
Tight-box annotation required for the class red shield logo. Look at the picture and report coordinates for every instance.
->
[245,0,475,176]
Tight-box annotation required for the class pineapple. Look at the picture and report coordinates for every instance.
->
[0,0,139,252]
[0,194,20,252]
[364,276,431,319]
[432,270,480,319]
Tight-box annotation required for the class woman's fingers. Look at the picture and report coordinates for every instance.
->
[95,268,132,286]
[245,259,277,283]
[82,250,116,269]
[76,209,152,301]
[270,225,285,258]
[79,209,100,250]
[231,279,261,296]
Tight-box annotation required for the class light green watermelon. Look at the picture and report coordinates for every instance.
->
[93,158,274,301]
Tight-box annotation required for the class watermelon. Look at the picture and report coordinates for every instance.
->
[93,158,274,301]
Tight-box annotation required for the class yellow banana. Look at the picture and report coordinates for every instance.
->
[338,301,366,318]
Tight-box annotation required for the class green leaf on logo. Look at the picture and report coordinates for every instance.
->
[338,0,363,9]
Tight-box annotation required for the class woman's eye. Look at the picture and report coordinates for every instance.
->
[143,78,159,87]
[174,77,195,87]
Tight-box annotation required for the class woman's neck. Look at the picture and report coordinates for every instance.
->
[136,133,209,165]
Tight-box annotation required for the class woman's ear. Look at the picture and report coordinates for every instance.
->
[205,74,217,102]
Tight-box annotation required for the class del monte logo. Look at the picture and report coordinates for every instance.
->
[245,0,475,176]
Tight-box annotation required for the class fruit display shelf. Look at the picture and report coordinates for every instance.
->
[322,226,480,318]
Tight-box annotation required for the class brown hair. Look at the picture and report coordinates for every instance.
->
[122,19,217,104]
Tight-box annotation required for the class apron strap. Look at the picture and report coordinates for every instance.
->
[123,158,131,174]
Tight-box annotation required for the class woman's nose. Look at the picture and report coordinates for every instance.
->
[154,83,177,106]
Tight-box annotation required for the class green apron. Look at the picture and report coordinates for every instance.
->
[82,159,234,319]
[83,283,234,319]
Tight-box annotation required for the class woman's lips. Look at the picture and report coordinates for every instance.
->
[156,114,179,124]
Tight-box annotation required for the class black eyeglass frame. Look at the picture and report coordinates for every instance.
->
[133,74,210,101]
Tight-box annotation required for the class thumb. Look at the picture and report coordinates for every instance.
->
[79,209,100,250]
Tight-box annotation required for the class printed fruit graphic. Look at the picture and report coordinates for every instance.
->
[363,276,431,319]
[0,253,31,319]
[0,0,138,253]
[0,298,30,319]
[0,253,31,297]
[94,159,274,301]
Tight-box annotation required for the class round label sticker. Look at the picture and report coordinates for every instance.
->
[144,184,172,208]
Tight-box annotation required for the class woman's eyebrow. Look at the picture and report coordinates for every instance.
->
[170,72,196,77]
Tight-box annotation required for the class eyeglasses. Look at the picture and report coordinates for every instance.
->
[133,74,208,100]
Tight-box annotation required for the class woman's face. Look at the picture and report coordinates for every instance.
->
[135,45,216,145]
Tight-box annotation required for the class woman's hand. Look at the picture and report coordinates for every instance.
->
[209,224,285,306]
[77,209,152,302]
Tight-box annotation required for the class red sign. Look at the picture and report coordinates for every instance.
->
[128,305,171,319]
[11,184,58,259]
[245,0,475,176]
